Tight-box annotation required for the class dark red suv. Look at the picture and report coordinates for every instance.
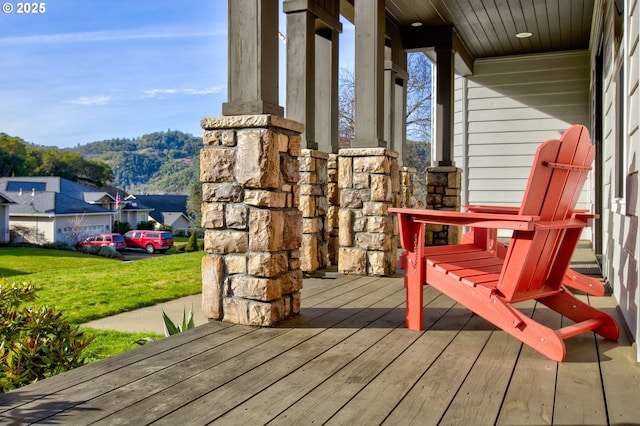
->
[124,230,174,254]
[82,233,126,251]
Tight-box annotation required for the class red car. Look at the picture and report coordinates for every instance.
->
[124,230,174,254]
[82,233,126,251]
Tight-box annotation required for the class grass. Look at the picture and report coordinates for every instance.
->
[0,246,204,361]
[0,247,115,277]
[0,248,204,324]
[81,328,164,363]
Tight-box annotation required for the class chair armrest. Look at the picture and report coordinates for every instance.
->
[534,218,592,230]
[388,207,538,231]
[464,204,520,215]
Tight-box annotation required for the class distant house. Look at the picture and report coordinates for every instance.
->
[0,192,15,243]
[126,194,190,235]
[0,177,116,245]
[116,195,154,231]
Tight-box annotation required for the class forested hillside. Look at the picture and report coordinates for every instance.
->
[72,130,201,194]
[1,130,201,195]
[0,133,113,187]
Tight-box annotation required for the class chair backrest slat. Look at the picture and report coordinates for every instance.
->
[498,125,594,300]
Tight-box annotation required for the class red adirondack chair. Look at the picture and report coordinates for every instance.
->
[389,125,619,361]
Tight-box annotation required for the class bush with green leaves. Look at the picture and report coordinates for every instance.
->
[184,233,199,252]
[0,280,94,392]
[113,221,131,234]
[82,245,119,259]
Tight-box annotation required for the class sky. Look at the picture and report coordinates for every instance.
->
[0,1,354,149]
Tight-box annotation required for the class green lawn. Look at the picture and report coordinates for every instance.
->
[0,247,115,277]
[0,246,204,361]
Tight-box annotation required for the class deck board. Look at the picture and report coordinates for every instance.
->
[1,248,639,425]
[496,304,559,425]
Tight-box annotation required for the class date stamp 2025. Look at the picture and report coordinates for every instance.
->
[2,2,46,14]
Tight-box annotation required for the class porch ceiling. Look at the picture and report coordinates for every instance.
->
[385,0,596,58]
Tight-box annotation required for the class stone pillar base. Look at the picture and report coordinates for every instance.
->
[338,148,400,276]
[426,166,462,246]
[200,114,303,326]
[327,154,339,265]
[299,149,329,273]
[400,166,417,207]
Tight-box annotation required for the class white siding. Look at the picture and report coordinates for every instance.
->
[456,51,592,212]
[10,217,55,244]
[598,0,640,359]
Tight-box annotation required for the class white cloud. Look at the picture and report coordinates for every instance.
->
[0,28,224,46]
[143,86,224,98]
[65,96,111,105]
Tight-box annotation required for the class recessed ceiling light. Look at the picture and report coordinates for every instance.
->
[411,22,422,27]
[516,32,533,38]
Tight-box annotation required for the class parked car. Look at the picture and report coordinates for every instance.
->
[82,233,126,251]
[124,230,174,254]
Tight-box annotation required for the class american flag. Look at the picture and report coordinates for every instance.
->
[115,192,121,209]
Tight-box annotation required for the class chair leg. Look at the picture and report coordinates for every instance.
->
[425,270,568,361]
[405,273,423,331]
[538,287,619,341]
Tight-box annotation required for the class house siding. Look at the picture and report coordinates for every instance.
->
[597,0,640,358]
[0,205,9,243]
[456,51,591,213]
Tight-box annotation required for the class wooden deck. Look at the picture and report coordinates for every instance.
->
[1,247,639,425]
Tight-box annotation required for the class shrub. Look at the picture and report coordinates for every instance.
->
[136,221,155,230]
[41,242,74,251]
[184,233,199,252]
[82,245,119,259]
[97,246,119,259]
[0,280,94,392]
[113,221,131,234]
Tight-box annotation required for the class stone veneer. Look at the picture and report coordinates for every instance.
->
[299,149,329,273]
[400,166,417,207]
[200,115,303,326]
[338,148,400,276]
[327,153,339,265]
[425,166,462,245]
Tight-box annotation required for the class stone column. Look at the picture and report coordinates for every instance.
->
[434,48,455,166]
[285,7,317,149]
[299,149,329,273]
[338,148,400,276]
[400,166,416,208]
[223,0,282,116]
[425,166,462,245]
[200,115,303,326]
[327,153,339,265]
[315,28,340,154]
[353,0,385,148]
[384,41,408,163]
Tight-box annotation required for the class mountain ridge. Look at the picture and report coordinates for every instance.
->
[70,129,201,195]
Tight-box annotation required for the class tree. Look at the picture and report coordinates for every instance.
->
[64,215,90,247]
[406,53,433,143]
[186,180,202,235]
[338,52,433,200]
[338,52,432,149]
[338,68,355,149]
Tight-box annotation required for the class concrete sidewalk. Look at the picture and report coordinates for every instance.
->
[82,294,206,335]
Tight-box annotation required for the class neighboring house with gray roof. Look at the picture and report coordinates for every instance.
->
[126,194,191,235]
[0,177,116,245]
[0,192,15,243]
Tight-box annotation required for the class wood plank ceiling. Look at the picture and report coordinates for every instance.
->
[384,0,596,59]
